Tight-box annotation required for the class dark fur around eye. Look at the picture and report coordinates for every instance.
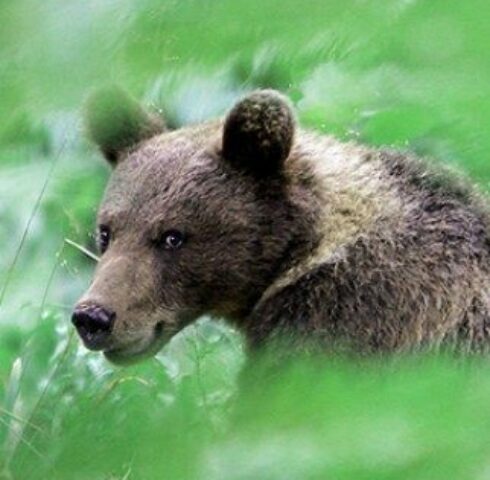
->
[97,225,111,254]
[156,230,186,251]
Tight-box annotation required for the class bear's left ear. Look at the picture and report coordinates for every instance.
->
[85,86,165,165]
[222,90,295,176]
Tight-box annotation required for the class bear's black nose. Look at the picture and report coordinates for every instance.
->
[71,304,115,350]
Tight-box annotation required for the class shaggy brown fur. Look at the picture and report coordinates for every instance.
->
[73,88,490,364]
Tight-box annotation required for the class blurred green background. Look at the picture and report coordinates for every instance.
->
[2,0,490,478]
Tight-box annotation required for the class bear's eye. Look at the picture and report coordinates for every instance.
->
[97,225,111,254]
[161,230,185,250]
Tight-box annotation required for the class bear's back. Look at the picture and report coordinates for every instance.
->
[249,130,490,352]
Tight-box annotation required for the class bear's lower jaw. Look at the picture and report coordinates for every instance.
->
[103,322,167,365]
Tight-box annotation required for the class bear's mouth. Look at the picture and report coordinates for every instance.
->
[103,322,166,365]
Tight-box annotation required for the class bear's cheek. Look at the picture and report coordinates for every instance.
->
[161,253,249,313]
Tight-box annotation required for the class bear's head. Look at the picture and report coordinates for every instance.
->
[72,87,319,364]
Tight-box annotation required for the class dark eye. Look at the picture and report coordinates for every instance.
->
[97,225,111,254]
[161,230,185,250]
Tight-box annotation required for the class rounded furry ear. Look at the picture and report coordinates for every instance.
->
[222,90,295,176]
[85,86,165,165]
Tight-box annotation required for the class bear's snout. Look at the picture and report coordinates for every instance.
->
[72,304,115,350]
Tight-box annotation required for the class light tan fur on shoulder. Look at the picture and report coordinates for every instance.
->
[258,131,404,305]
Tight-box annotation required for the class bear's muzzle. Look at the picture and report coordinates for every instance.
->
[72,303,115,350]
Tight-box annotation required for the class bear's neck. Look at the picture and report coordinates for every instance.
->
[251,130,403,314]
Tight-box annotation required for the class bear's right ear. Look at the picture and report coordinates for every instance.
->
[222,90,295,177]
[84,86,165,165]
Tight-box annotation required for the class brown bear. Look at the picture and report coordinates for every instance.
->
[72,87,490,364]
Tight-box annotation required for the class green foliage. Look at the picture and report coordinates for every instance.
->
[2,0,490,478]
[3,318,490,479]
[0,313,243,479]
